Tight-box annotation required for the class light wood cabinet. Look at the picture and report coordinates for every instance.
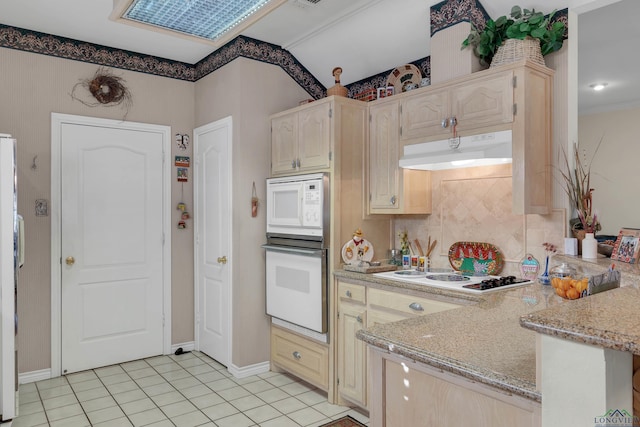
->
[337,282,367,407]
[373,60,553,215]
[400,87,450,141]
[368,100,431,215]
[371,351,541,427]
[450,70,514,132]
[368,288,461,321]
[336,279,463,409]
[269,97,393,405]
[271,101,332,175]
[399,70,513,143]
[270,325,329,390]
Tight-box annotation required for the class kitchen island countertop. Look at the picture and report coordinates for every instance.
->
[342,261,640,404]
[354,281,550,402]
[336,269,557,402]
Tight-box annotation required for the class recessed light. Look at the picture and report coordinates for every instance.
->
[589,83,608,91]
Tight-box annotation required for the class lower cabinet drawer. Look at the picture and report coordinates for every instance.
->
[271,326,329,390]
[368,288,461,316]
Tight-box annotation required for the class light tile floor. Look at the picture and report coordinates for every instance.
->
[13,351,369,427]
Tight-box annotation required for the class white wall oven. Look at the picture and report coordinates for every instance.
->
[263,173,329,339]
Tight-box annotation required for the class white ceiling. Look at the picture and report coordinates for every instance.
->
[0,0,636,113]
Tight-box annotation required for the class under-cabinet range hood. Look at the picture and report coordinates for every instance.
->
[399,130,512,170]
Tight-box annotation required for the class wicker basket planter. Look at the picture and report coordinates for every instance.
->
[490,37,545,68]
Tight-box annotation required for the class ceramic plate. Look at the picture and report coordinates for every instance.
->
[342,238,374,265]
[447,241,504,275]
[387,64,422,92]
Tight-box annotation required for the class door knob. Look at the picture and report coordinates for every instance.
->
[217,256,227,264]
[65,256,75,266]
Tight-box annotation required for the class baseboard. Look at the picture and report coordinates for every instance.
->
[228,361,270,379]
[170,341,195,354]
[19,368,51,384]
[18,344,199,385]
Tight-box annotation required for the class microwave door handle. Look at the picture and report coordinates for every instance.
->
[261,244,324,257]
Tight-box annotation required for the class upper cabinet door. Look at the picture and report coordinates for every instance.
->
[368,101,400,212]
[271,113,299,174]
[451,70,514,132]
[400,88,450,141]
[298,102,332,172]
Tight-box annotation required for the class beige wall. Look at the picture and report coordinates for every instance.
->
[0,48,313,373]
[579,107,640,235]
[0,47,195,373]
[194,57,311,368]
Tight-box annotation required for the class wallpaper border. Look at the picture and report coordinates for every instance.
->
[0,4,567,101]
[0,24,325,98]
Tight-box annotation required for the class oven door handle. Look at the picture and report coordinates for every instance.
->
[261,244,325,257]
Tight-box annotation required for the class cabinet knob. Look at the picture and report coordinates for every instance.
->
[291,160,297,169]
[292,351,302,360]
[346,290,352,298]
[296,158,301,168]
[390,195,397,205]
[356,315,363,323]
[409,302,424,312]
[441,118,449,129]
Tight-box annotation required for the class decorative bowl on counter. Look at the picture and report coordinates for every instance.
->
[550,263,620,300]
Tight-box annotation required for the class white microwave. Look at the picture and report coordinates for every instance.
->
[266,173,329,240]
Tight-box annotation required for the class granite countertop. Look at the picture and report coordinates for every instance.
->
[520,255,640,354]
[520,285,640,354]
[342,261,640,402]
[355,282,555,402]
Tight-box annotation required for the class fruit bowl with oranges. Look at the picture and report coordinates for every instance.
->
[549,262,588,300]
[551,275,589,299]
[549,263,620,300]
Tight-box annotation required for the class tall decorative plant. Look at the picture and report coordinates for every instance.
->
[461,6,566,67]
[558,141,602,234]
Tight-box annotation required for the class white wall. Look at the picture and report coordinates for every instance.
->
[579,107,640,235]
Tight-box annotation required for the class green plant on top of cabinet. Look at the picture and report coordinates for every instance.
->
[368,99,432,214]
[271,100,332,175]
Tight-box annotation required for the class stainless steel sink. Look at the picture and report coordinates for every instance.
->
[393,270,425,276]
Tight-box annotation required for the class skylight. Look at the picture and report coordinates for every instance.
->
[122,0,274,41]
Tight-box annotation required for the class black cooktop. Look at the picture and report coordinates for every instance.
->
[462,275,530,291]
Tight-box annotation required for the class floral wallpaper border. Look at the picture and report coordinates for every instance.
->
[430,0,491,37]
[430,0,568,40]
[0,24,196,81]
[0,1,567,102]
[0,24,325,99]
[194,36,325,99]
[345,57,431,100]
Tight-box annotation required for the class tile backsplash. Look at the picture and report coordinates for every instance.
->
[394,164,566,276]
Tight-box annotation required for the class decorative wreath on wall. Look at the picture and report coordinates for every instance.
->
[71,67,133,117]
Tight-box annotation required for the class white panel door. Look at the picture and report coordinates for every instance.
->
[60,123,165,374]
[194,117,231,367]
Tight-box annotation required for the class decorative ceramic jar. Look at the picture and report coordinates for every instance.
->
[582,232,598,259]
